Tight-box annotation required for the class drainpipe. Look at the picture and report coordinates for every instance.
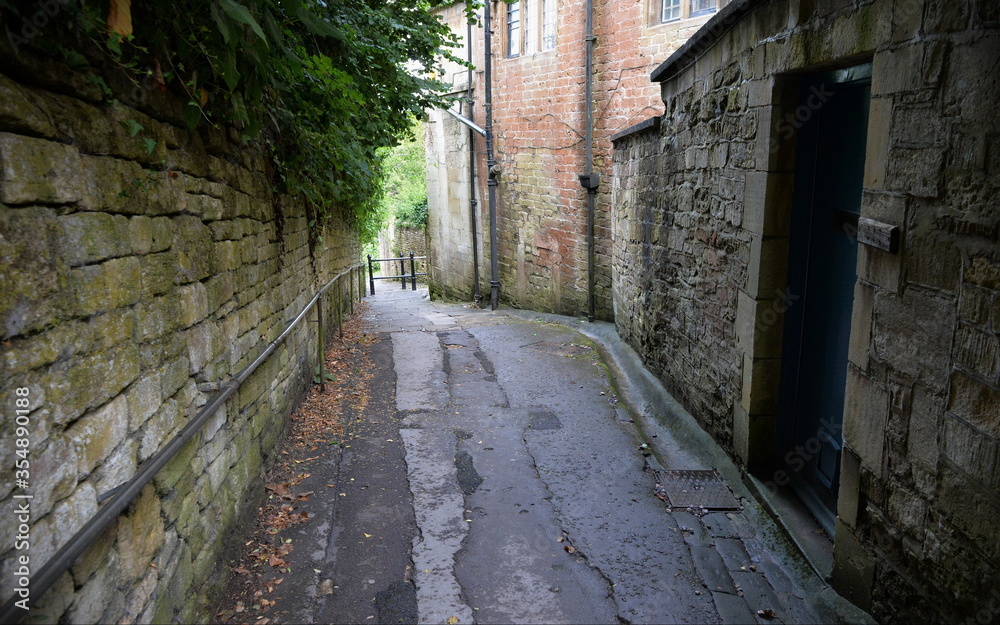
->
[467,9,482,306]
[485,0,501,310]
[580,0,599,322]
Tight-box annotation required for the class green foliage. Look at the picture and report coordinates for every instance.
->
[378,121,428,231]
[5,0,464,245]
[396,198,429,231]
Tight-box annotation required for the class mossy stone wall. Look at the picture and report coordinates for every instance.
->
[0,50,359,623]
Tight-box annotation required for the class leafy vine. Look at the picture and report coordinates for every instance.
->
[2,0,472,243]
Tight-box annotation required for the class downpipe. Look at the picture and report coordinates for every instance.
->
[467,9,482,305]
[580,0,599,322]
[484,0,501,310]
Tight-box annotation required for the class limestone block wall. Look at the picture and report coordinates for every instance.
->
[611,0,999,621]
[393,229,428,262]
[0,54,359,623]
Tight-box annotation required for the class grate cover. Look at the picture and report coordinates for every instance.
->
[655,469,741,510]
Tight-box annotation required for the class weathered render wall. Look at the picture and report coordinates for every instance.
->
[611,0,999,622]
[0,53,359,623]
[425,3,484,303]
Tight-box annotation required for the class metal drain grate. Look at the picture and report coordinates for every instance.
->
[655,469,741,510]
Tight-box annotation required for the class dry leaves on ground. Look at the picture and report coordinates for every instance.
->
[215,301,380,624]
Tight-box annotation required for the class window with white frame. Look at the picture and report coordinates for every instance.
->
[660,0,730,23]
[508,0,557,57]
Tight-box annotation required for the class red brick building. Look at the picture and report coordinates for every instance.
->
[427,0,728,317]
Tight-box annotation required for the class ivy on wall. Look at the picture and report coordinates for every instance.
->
[1,0,466,243]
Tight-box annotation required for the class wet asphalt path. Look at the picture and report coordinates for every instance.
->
[266,287,870,625]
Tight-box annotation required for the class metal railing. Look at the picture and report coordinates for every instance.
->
[0,263,367,623]
[367,252,427,293]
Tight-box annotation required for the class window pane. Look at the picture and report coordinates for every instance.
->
[524,0,536,54]
[508,1,521,57]
[661,0,681,22]
[690,0,717,17]
[542,0,556,50]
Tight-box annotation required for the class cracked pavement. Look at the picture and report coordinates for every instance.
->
[255,287,872,624]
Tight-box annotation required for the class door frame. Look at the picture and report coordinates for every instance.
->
[734,58,875,533]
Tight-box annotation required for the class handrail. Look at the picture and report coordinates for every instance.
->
[0,263,365,623]
[368,256,427,263]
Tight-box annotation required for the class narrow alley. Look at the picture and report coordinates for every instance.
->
[217,288,871,625]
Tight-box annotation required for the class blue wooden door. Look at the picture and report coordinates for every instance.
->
[779,63,872,536]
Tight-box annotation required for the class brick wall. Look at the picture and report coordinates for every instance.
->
[611,0,1000,621]
[487,0,715,318]
[0,50,360,623]
[427,0,714,316]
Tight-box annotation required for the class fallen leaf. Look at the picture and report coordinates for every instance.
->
[364,533,372,538]
[564,545,576,554]
[234,567,250,575]
[107,0,132,36]
[447,617,459,625]
[757,609,776,620]
[266,483,292,499]
[268,555,285,567]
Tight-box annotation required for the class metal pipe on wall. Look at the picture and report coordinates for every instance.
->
[581,0,599,322]
[485,0,500,310]
[467,9,482,305]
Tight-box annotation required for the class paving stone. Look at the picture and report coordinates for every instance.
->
[712,590,758,625]
[691,545,738,594]
[716,537,754,571]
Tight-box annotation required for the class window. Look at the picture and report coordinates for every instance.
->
[507,1,521,57]
[659,0,729,23]
[662,0,680,22]
[524,0,536,54]
[508,0,556,57]
[541,0,556,51]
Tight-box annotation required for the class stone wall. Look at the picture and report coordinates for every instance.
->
[392,228,427,261]
[611,0,1000,622]
[0,51,360,623]
[612,103,748,447]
